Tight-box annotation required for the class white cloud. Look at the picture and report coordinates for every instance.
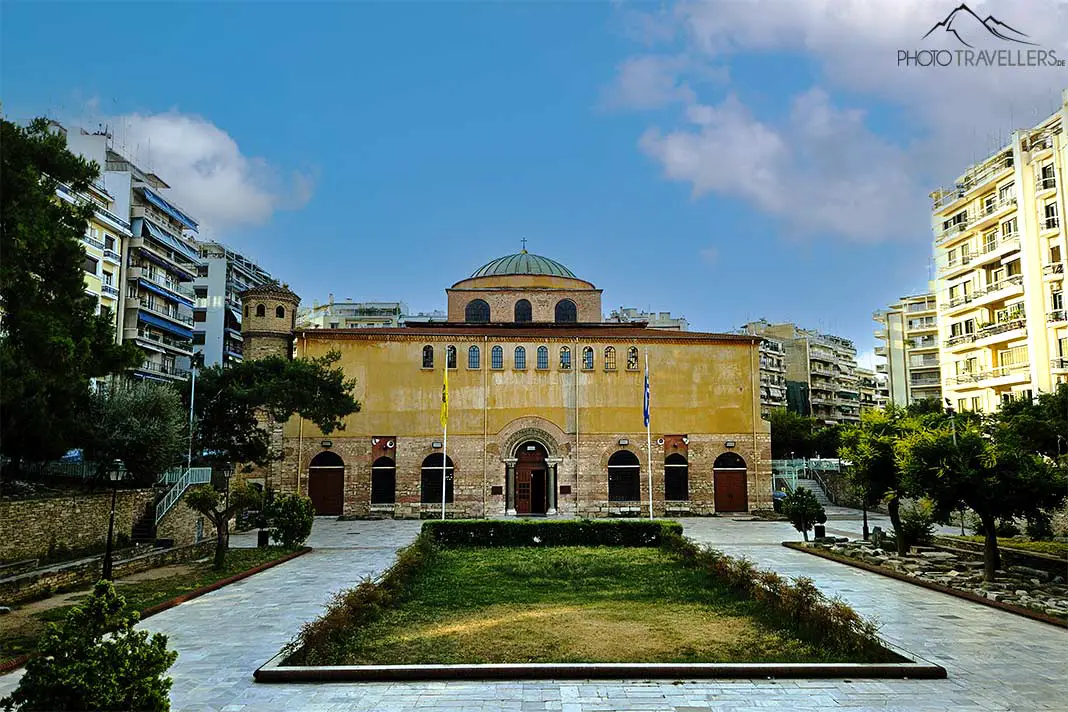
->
[614,0,1068,242]
[100,111,314,235]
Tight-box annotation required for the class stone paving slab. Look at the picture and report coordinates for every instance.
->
[1,514,1065,710]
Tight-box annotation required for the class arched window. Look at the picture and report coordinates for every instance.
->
[555,299,577,323]
[465,299,490,323]
[491,345,503,369]
[446,345,457,369]
[537,345,549,369]
[422,345,434,368]
[244,304,249,317]
[714,452,747,469]
[627,347,639,370]
[560,346,571,370]
[468,345,480,369]
[371,456,396,505]
[421,453,455,504]
[607,450,640,502]
[514,346,527,369]
[256,304,266,317]
[309,451,344,468]
[604,346,617,370]
[582,346,594,370]
[665,453,689,502]
[514,299,532,323]
[276,305,286,319]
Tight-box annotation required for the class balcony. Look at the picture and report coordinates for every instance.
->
[1052,358,1068,372]
[1037,176,1056,192]
[973,317,1026,346]
[101,284,119,298]
[1043,216,1060,232]
[1048,310,1068,324]
[944,275,1025,315]
[125,327,193,354]
[127,297,195,326]
[1043,263,1064,278]
[82,234,105,251]
[932,154,1014,212]
[102,248,121,263]
[910,375,942,387]
[138,360,190,380]
[946,333,977,348]
[129,266,195,300]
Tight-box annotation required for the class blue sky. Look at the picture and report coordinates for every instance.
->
[3,1,1066,362]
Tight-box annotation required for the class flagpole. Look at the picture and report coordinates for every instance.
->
[442,350,448,520]
[645,351,653,519]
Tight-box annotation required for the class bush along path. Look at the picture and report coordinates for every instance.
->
[789,538,1068,626]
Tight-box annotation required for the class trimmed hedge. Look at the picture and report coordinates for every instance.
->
[422,519,683,548]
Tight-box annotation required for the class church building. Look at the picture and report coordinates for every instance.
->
[240,251,771,518]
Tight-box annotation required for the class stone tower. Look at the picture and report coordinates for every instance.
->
[239,283,300,494]
[240,283,300,361]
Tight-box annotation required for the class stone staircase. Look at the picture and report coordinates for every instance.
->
[795,478,833,508]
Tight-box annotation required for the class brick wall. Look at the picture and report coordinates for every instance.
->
[446,288,603,323]
[156,488,217,547]
[0,489,157,564]
[270,425,772,519]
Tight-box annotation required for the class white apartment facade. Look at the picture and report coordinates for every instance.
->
[932,90,1067,412]
[873,292,942,407]
[194,242,273,367]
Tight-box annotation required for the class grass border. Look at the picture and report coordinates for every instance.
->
[0,546,312,676]
[784,542,1068,630]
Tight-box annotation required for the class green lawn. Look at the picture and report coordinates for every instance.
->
[947,536,1068,559]
[0,546,296,662]
[330,546,893,665]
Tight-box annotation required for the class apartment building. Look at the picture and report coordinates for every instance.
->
[297,298,448,328]
[740,320,860,424]
[605,307,689,331]
[194,242,273,367]
[873,291,943,407]
[757,338,788,415]
[857,367,881,413]
[932,91,1067,412]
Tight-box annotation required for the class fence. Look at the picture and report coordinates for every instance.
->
[771,458,849,493]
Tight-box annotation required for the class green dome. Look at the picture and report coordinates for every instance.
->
[470,252,577,279]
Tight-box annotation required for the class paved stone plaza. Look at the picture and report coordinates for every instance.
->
[1,513,1065,711]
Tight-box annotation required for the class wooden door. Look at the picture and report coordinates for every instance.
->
[516,468,532,514]
[714,470,748,513]
[309,467,344,515]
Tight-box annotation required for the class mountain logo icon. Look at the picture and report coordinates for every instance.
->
[922,3,1037,48]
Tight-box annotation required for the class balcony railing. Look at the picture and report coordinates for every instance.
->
[127,327,192,351]
[941,274,1024,312]
[910,376,942,386]
[103,248,121,262]
[1044,263,1064,276]
[101,284,119,298]
[136,299,195,326]
[1038,176,1056,191]
[946,333,976,347]
[976,317,1025,339]
[1044,216,1061,231]
[1052,358,1068,371]
[1048,310,1067,323]
[139,360,190,378]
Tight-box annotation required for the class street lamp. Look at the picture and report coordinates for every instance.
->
[102,459,126,581]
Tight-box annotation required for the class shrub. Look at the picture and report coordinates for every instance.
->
[269,493,315,548]
[1051,501,1068,538]
[421,519,682,548]
[1,580,177,712]
[996,518,1022,538]
[781,488,825,542]
[1025,510,1054,541]
[898,497,936,549]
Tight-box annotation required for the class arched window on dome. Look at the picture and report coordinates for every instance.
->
[276,305,286,319]
[514,299,532,323]
[465,299,490,323]
[256,304,266,317]
[514,346,526,370]
[555,299,577,323]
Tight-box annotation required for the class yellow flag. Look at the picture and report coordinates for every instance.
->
[440,361,449,428]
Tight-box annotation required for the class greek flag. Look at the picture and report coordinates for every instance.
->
[643,364,650,427]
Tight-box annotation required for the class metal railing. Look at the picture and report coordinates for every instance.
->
[155,467,213,524]
[1044,263,1064,275]
[976,317,1025,339]
[946,333,977,347]
[1051,358,1068,371]
[1048,310,1067,323]
[135,298,195,326]
[139,360,191,378]
[941,274,1025,312]
[1038,176,1056,191]
[1045,216,1061,231]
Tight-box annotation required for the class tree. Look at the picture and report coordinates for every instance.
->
[782,487,826,542]
[80,381,185,485]
[185,483,263,569]
[896,415,1066,581]
[0,119,141,468]
[996,384,1068,460]
[1,580,177,712]
[839,407,913,554]
[768,408,815,458]
[185,351,360,468]
[268,492,314,548]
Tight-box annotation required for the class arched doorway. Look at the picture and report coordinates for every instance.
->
[421,454,455,505]
[608,450,641,502]
[515,441,548,515]
[713,452,748,513]
[308,451,345,515]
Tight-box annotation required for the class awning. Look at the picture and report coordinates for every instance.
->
[139,187,198,232]
[137,245,196,280]
[138,278,194,308]
[138,311,194,340]
[142,219,201,263]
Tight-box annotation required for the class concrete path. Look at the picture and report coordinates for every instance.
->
[1,514,1064,711]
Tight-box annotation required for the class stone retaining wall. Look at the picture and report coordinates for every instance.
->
[0,540,215,606]
[0,489,157,564]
